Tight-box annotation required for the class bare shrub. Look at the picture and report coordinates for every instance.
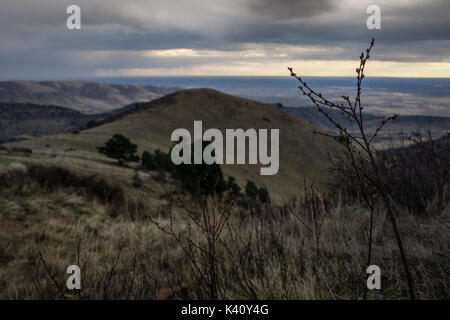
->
[148,194,234,299]
[379,131,449,214]
[289,39,415,299]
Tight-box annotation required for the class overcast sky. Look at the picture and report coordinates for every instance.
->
[0,0,449,78]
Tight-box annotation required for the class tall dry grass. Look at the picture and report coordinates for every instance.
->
[0,163,448,299]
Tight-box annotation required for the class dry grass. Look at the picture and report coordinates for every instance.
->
[0,163,448,299]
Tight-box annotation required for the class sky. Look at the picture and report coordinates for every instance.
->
[0,0,449,78]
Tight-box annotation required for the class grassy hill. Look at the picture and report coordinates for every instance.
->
[5,89,343,200]
[0,81,179,113]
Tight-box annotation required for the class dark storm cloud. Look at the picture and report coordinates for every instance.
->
[247,0,335,19]
[0,0,449,78]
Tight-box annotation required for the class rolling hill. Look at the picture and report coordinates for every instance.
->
[0,101,146,143]
[0,81,179,113]
[0,102,105,143]
[4,89,343,200]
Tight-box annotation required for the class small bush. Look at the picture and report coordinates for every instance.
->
[258,187,270,203]
[153,149,173,172]
[245,180,258,199]
[86,119,97,129]
[172,159,227,197]
[11,147,32,154]
[226,176,241,197]
[142,150,156,170]
[142,149,172,172]
[132,171,143,188]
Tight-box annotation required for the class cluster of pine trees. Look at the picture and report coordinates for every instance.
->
[98,134,270,202]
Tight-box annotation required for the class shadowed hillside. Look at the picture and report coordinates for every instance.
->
[0,81,179,113]
[0,102,105,143]
[6,89,344,200]
[0,102,147,143]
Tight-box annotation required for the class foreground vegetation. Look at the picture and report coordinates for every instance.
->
[0,150,447,299]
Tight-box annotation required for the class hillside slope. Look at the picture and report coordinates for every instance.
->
[0,81,179,113]
[0,102,146,143]
[0,102,103,143]
[6,89,344,200]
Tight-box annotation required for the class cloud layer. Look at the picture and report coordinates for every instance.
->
[1,0,449,78]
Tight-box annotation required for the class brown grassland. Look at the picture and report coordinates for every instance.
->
[0,136,448,299]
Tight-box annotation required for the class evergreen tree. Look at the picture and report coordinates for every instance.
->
[97,134,139,165]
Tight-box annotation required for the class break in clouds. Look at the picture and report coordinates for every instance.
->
[0,0,449,77]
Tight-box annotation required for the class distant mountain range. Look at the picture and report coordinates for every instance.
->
[0,81,179,113]
[282,106,449,144]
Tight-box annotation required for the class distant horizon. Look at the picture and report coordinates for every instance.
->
[1,76,449,117]
[2,75,450,81]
